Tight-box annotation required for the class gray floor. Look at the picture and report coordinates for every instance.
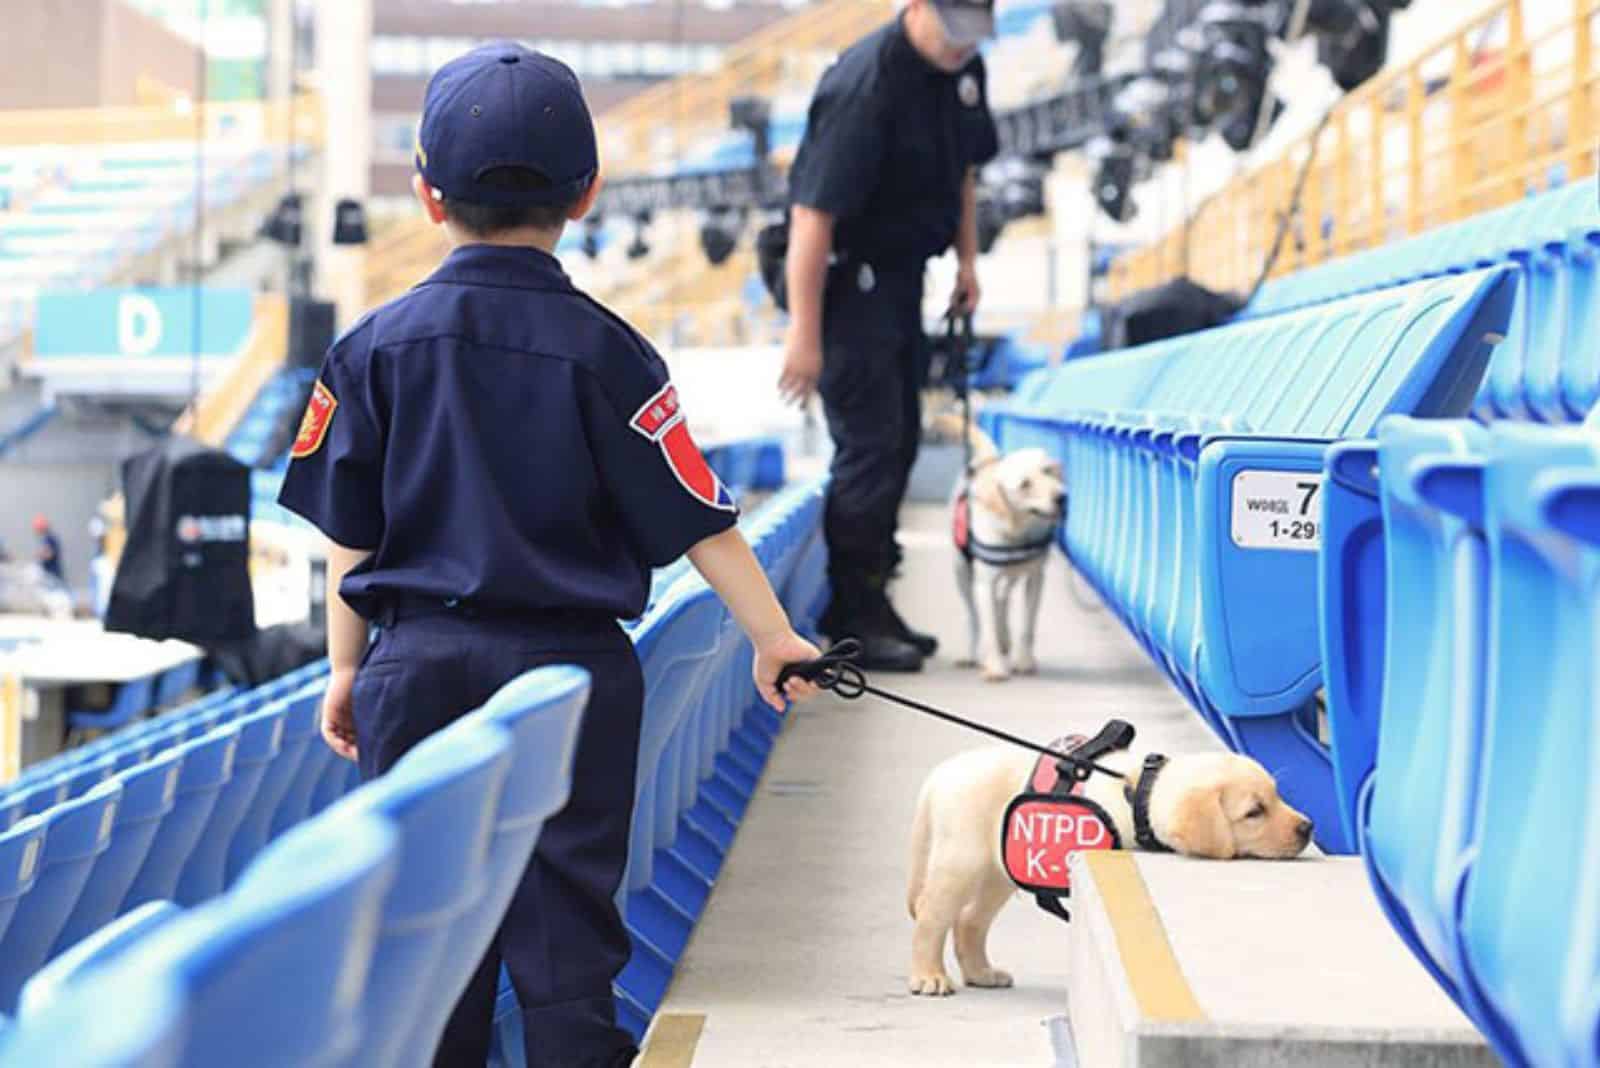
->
[653,505,1223,1067]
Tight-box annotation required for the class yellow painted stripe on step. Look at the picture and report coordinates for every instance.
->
[638,1013,706,1068]
[1086,851,1205,1022]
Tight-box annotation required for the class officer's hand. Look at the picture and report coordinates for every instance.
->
[321,668,360,762]
[753,630,823,713]
[778,334,822,407]
[950,262,982,315]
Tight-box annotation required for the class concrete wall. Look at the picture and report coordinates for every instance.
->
[4,0,199,110]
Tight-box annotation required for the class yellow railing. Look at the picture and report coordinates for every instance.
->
[0,92,324,149]
[363,0,891,310]
[1110,0,1600,299]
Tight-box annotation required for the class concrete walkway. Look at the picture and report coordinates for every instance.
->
[648,504,1223,1067]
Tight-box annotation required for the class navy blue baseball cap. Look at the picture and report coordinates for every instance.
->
[415,41,598,206]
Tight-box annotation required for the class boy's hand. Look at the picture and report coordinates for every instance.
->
[321,667,360,762]
[754,630,824,712]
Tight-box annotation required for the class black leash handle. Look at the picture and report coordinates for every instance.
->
[778,640,1125,782]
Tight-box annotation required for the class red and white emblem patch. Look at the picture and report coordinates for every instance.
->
[291,380,338,460]
[629,383,736,512]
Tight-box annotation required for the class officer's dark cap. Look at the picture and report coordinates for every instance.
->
[416,42,598,206]
[931,0,996,48]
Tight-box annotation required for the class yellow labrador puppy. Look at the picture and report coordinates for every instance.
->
[905,745,1313,995]
[945,422,1065,681]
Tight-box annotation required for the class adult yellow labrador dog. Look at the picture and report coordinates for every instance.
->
[905,744,1313,995]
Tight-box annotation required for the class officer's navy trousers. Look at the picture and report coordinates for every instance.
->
[352,609,644,1068]
[818,260,927,585]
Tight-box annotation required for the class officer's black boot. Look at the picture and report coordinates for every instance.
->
[884,596,939,657]
[820,573,924,673]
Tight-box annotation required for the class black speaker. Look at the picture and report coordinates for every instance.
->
[105,437,256,644]
[289,298,337,369]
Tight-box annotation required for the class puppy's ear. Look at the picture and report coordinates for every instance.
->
[1044,460,1064,480]
[970,468,1013,522]
[1165,785,1235,859]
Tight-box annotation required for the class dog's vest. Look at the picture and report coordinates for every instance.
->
[953,485,1055,567]
[1000,720,1134,923]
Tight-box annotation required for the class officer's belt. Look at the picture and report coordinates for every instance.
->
[375,595,615,631]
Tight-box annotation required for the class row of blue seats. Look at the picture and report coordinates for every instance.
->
[1242,180,1600,424]
[987,267,1518,852]
[226,367,319,469]
[0,479,827,1063]
[0,662,589,1068]
[0,667,352,1014]
[1320,417,1600,1068]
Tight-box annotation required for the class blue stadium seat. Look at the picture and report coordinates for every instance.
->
[0,817,46,955]
[22,900,184,1017]
[404,667,588,1061]
[52,748,184,957]
[225,695,319,884]
[152,660,201,711]
[327,721,512,1067]
[121,725,240,912]
[173,706,285,905]
[0,779,123,1009]
[0,963,188,1068]
[1453,422,1600,1068]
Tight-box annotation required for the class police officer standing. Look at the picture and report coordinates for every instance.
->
[778,0,1000,671]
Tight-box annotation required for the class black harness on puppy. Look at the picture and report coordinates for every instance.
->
[1126,754,1173,853]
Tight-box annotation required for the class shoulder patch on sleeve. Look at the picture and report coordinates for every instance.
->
[629,383,736,512]
[291,379,338,459]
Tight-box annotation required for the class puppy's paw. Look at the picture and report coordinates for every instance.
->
[980,662,1010,683]
[909,972,957,996]
[1011,654,1038,676]
[964,967,1014,989]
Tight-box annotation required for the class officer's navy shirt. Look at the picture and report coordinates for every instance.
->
[278,244,738,622]
[787,16,1000,267]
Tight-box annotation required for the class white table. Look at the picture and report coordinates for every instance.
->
[0,617,201,781]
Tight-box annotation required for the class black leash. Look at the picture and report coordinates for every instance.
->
[778,640,1125,783]
[947,310,977,474]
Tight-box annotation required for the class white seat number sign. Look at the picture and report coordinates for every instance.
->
[1230,471,1323,551]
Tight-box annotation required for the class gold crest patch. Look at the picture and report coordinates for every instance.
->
[291,379,338,459]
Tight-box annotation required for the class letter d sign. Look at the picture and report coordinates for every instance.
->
[118,294,162,356]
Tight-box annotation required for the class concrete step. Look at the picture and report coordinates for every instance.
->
[1065,852,1498,1068]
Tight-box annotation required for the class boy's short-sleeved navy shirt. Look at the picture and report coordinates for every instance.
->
[786,16,1000,267]
[277,243,738,622]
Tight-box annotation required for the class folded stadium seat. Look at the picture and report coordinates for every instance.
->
[1504,183,1595,423]
[307,738,357,816]
[173,706,286,905]
[66,673,156,744]
[21,899,184,1017]
[1351,417,1492,1009]
[52,748,184,957]
[1453,422,1600,1068]
[224,696,319,885]
[0,817,46,956]
[61,755,116,800]
[1559,206,1600,419]
[267,684,335,838]
[30,808,397,1068]
[121,725,241,912]
[152,660,201,711]
[0,964,188,1068]
[401,667,587,1063]
[325,722,511,1068]
[0,779,122,1009]
[17,777,67,819]
[0,798,21,835]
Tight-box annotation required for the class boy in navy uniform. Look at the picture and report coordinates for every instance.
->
[279,43,820,1068]
[778,0,999,671]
